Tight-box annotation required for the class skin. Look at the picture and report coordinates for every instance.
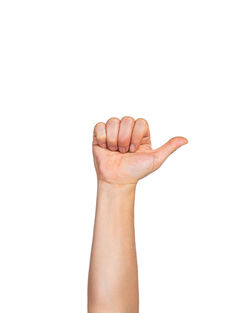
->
[88,116,188,313]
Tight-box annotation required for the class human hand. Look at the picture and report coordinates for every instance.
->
[92,116,188,185]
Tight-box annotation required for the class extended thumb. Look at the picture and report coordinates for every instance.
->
[153,136,188,169]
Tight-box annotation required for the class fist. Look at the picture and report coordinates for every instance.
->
[92,116,188,185]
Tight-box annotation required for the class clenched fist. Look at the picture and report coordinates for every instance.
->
[92,116,188,185]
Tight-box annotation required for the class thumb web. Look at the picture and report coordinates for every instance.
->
[152,136,188,169]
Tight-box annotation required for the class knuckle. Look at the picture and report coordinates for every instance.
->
[94,122,105,130]
[136,118,148,126]
[106,117,120,125]
[121,116,134,123]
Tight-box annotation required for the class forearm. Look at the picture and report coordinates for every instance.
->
[88,181,139,313]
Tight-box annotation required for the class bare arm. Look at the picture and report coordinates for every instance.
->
[88,182,138,313]
[88,116,187,313]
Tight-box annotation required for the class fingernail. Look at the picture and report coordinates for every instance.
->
[119,147,127,153]
[109,146,117,151]
[130,144,136,152]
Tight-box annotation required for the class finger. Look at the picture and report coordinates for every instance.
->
[130,118,150,152]
[118,116,135,153]
[106,117,120,151]
[153,136,188,169]
[93,122,106,148]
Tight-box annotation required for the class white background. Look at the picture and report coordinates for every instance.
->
[0,1,250,312]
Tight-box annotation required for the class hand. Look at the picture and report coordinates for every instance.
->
[92,116,188,185]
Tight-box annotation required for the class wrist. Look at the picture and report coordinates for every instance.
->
[97,179,137,190]
[97,180,137,204]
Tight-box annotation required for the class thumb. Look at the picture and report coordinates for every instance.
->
[152,136,188,170]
